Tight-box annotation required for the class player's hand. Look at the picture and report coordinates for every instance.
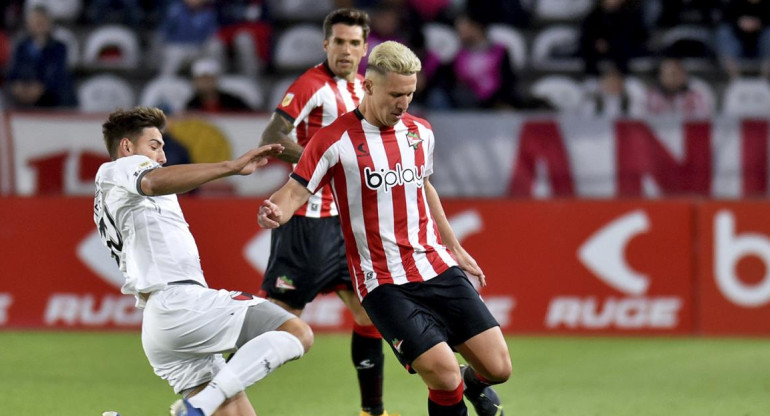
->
[235,144,284,175]
[258,199,282,229]
[453,245,486,287]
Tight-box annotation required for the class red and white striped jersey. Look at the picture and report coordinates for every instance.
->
[291,109,458,299]
[276,61,365,218]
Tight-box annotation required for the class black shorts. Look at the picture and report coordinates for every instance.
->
[361,266,499,371]
[260,215,351,309]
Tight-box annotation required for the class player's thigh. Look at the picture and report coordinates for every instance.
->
[361,283,446,370]
[454,326,511,383]
[235,298,300,348]
[410,342,463,391]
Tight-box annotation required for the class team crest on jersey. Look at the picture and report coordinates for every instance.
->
[275,275,296,291]
[406,131,422,149]
[391,338,404,354]
[281,93,295,107]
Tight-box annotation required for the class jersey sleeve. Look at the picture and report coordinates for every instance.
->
[111,155,161,196]
[290,130,339,194]
[275,74,320,128]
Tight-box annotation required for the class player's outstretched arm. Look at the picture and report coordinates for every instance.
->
[424,178,487,287]
[260,112,305,163]
[258,178,311,228]
[140,144,284,196]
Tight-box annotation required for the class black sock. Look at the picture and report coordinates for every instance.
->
[463,366,491,398]
[352,330,384,414]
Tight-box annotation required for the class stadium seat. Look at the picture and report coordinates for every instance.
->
[218,75,264,110]
[52,26,80,69]
[423,22,460,64]
[721,78,770,117]
[82,25,140,70]
[266,0,334,22]
[531,25,582,72]
[531,75,586,113]
[623,75,648,115]
[534,0,593,22]
[657,25,714,58]
[267,76,298,110]
[139,76,194,115]
[77,74,135,113]
[25,0,82,22]
[487,24,527,71]
[273,25,325,72]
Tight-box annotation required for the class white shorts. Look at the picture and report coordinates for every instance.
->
[141,284,294,393]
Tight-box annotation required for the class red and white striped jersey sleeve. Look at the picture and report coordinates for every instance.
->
[274,62,364,218]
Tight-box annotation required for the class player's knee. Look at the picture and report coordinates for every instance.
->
[485,355,512,384]
[278,317,314,353]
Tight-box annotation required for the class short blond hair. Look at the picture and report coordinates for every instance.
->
[365,41,421,77]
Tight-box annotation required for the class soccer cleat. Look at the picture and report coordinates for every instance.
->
[170,399,205,416]
[360,410,399,416]
[461,365,504,416]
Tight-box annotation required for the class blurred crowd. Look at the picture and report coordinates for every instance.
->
[2,0,770,117]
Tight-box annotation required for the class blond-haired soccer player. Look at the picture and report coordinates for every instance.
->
[258,8,395,416]
[258,42,511,416]
[93,106,313,416]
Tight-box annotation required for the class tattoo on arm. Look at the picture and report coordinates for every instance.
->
[260,113,304,163]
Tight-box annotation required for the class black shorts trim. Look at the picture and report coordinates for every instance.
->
[361,266,499,371]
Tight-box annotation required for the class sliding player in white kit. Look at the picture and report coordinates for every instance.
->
[93,106,313,416]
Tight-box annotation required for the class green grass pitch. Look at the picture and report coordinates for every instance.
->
[1,332,768,416]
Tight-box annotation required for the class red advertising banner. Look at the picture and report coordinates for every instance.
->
[0,197,712,335]
[696,202,770,335]
[442,200,695,334]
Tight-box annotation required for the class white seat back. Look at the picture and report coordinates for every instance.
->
[78,74,135,112]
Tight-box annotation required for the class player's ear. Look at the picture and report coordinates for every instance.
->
[120,138,132,155]
[364,78,374,95]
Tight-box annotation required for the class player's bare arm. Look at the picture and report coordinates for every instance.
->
[258,178,312,228]
[259,113,304,163]
[141,144,283,196]
[424,178,487,287]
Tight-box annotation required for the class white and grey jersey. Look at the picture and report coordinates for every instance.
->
[93,155,206,307]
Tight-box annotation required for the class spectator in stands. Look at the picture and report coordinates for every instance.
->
[158,0,223,75]
[579,0,648,75]
[357,3,408,75]
[446,13,519,109]
[185,57,250,112]
[643,57,713,118]
[585,67,641,117]
[214,0,271,77]
[715,0,770,79]
[6,5,76,108]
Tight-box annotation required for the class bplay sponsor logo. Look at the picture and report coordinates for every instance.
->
[364,163,425,193]
[546,210,683,330]
[714,210,770,308]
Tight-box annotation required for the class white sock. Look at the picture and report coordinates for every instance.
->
[188,331,304,415]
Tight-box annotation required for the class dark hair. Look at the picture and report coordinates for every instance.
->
[102,107,167,159]
[323,8,370,41]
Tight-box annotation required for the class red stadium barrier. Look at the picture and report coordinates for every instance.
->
[0,197,767,335]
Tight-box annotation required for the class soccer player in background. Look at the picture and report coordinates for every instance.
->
[258,8,395,416]
[258,41,512,416]
[93,107,313,416]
